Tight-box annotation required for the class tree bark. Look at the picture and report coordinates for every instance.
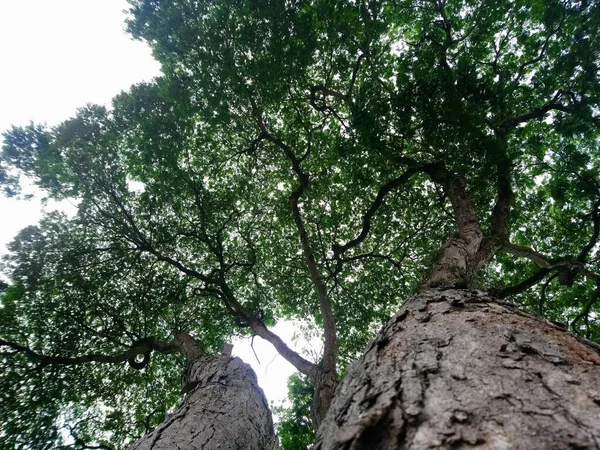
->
[315,288,600,449]
[130,355,278,450]
[424,177,483,288]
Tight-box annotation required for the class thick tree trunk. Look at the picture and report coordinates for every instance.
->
[130,355,278,450]
[315,288,600,449]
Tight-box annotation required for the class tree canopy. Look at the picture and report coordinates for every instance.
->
[1,0,599,448]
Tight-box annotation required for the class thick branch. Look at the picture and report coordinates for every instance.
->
[309,52,366,113]
[488,156,513,241]
[0,337,179,368]
[261,131,337,372]
[333,163,438,258]
[500,90,564,131]
[570,283,600,337]
[441,176,481,240]
[496,268,551,299]
[472,153,514,268]
[146,181,318,379]
[310,85,347,108]
[577,198,600,263]
[173,331,204,363]
[289,194,338,368]
[216,282,317,379]
[141,245,212,283]
[263,133,309,187]
[250,316,317,379]
[264,130,339,425]
[424,174,484,287]
[250,97,268,133]
[347,54,366,98]
[502,243,556,269]
[500,89,600,133]
[502,243,600,285]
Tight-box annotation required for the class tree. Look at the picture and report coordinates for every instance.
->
[1,0,600,448]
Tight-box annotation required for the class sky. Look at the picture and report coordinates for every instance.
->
[0,0,162,254]
[0,0,299,408]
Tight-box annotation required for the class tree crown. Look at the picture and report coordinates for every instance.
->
[1,0,599,448]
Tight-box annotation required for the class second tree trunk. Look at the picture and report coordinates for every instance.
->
[130,355,278,450]
[315,288,600,449]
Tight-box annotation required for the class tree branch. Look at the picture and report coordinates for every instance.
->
[538,271,558,315]
[267,135,337,372]
[495,268,551,299]
[0,337,179,369]
[143,176,319,380]
[217,281,317,379]
[570,283,600,338]
[262,129,339,425]
[347,53,366,99]
[502,243,557,269]
[173,331,204,363]
[502,242,600,285]
[149,249,213,283]
[424,171,484,287]
[472,152,514,268]
[61,418,115,450]
[259,132,337,367]
[514,5,565,84]
[332,163,438,260]
[577,198,600,263]
[500,90,564,131]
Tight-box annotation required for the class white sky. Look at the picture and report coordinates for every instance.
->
[0,0,299,409]
[0,0,162,253]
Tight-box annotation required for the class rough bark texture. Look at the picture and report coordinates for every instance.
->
[130,355,278,450]
[315,288,600,449]
[424,178,484,288]
[312,365,341,431]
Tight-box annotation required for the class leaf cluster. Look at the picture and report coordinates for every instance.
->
[0,0,599,448]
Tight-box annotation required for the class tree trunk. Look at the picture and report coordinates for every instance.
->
[315,288,600,449]
[130,355,278,450]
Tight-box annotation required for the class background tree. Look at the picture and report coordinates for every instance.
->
[1,0,599,448]
[274,375,315,450]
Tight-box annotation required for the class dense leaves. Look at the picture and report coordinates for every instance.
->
[1,0,599,448]
[274,375,315,450]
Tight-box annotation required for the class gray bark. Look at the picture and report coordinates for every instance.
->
[130,355,278,450]
[312,365,340,430]
[315,288,600,449]
[424,177,483,288]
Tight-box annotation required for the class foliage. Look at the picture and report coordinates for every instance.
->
[274,374,315,450]
[1,0,599,448]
